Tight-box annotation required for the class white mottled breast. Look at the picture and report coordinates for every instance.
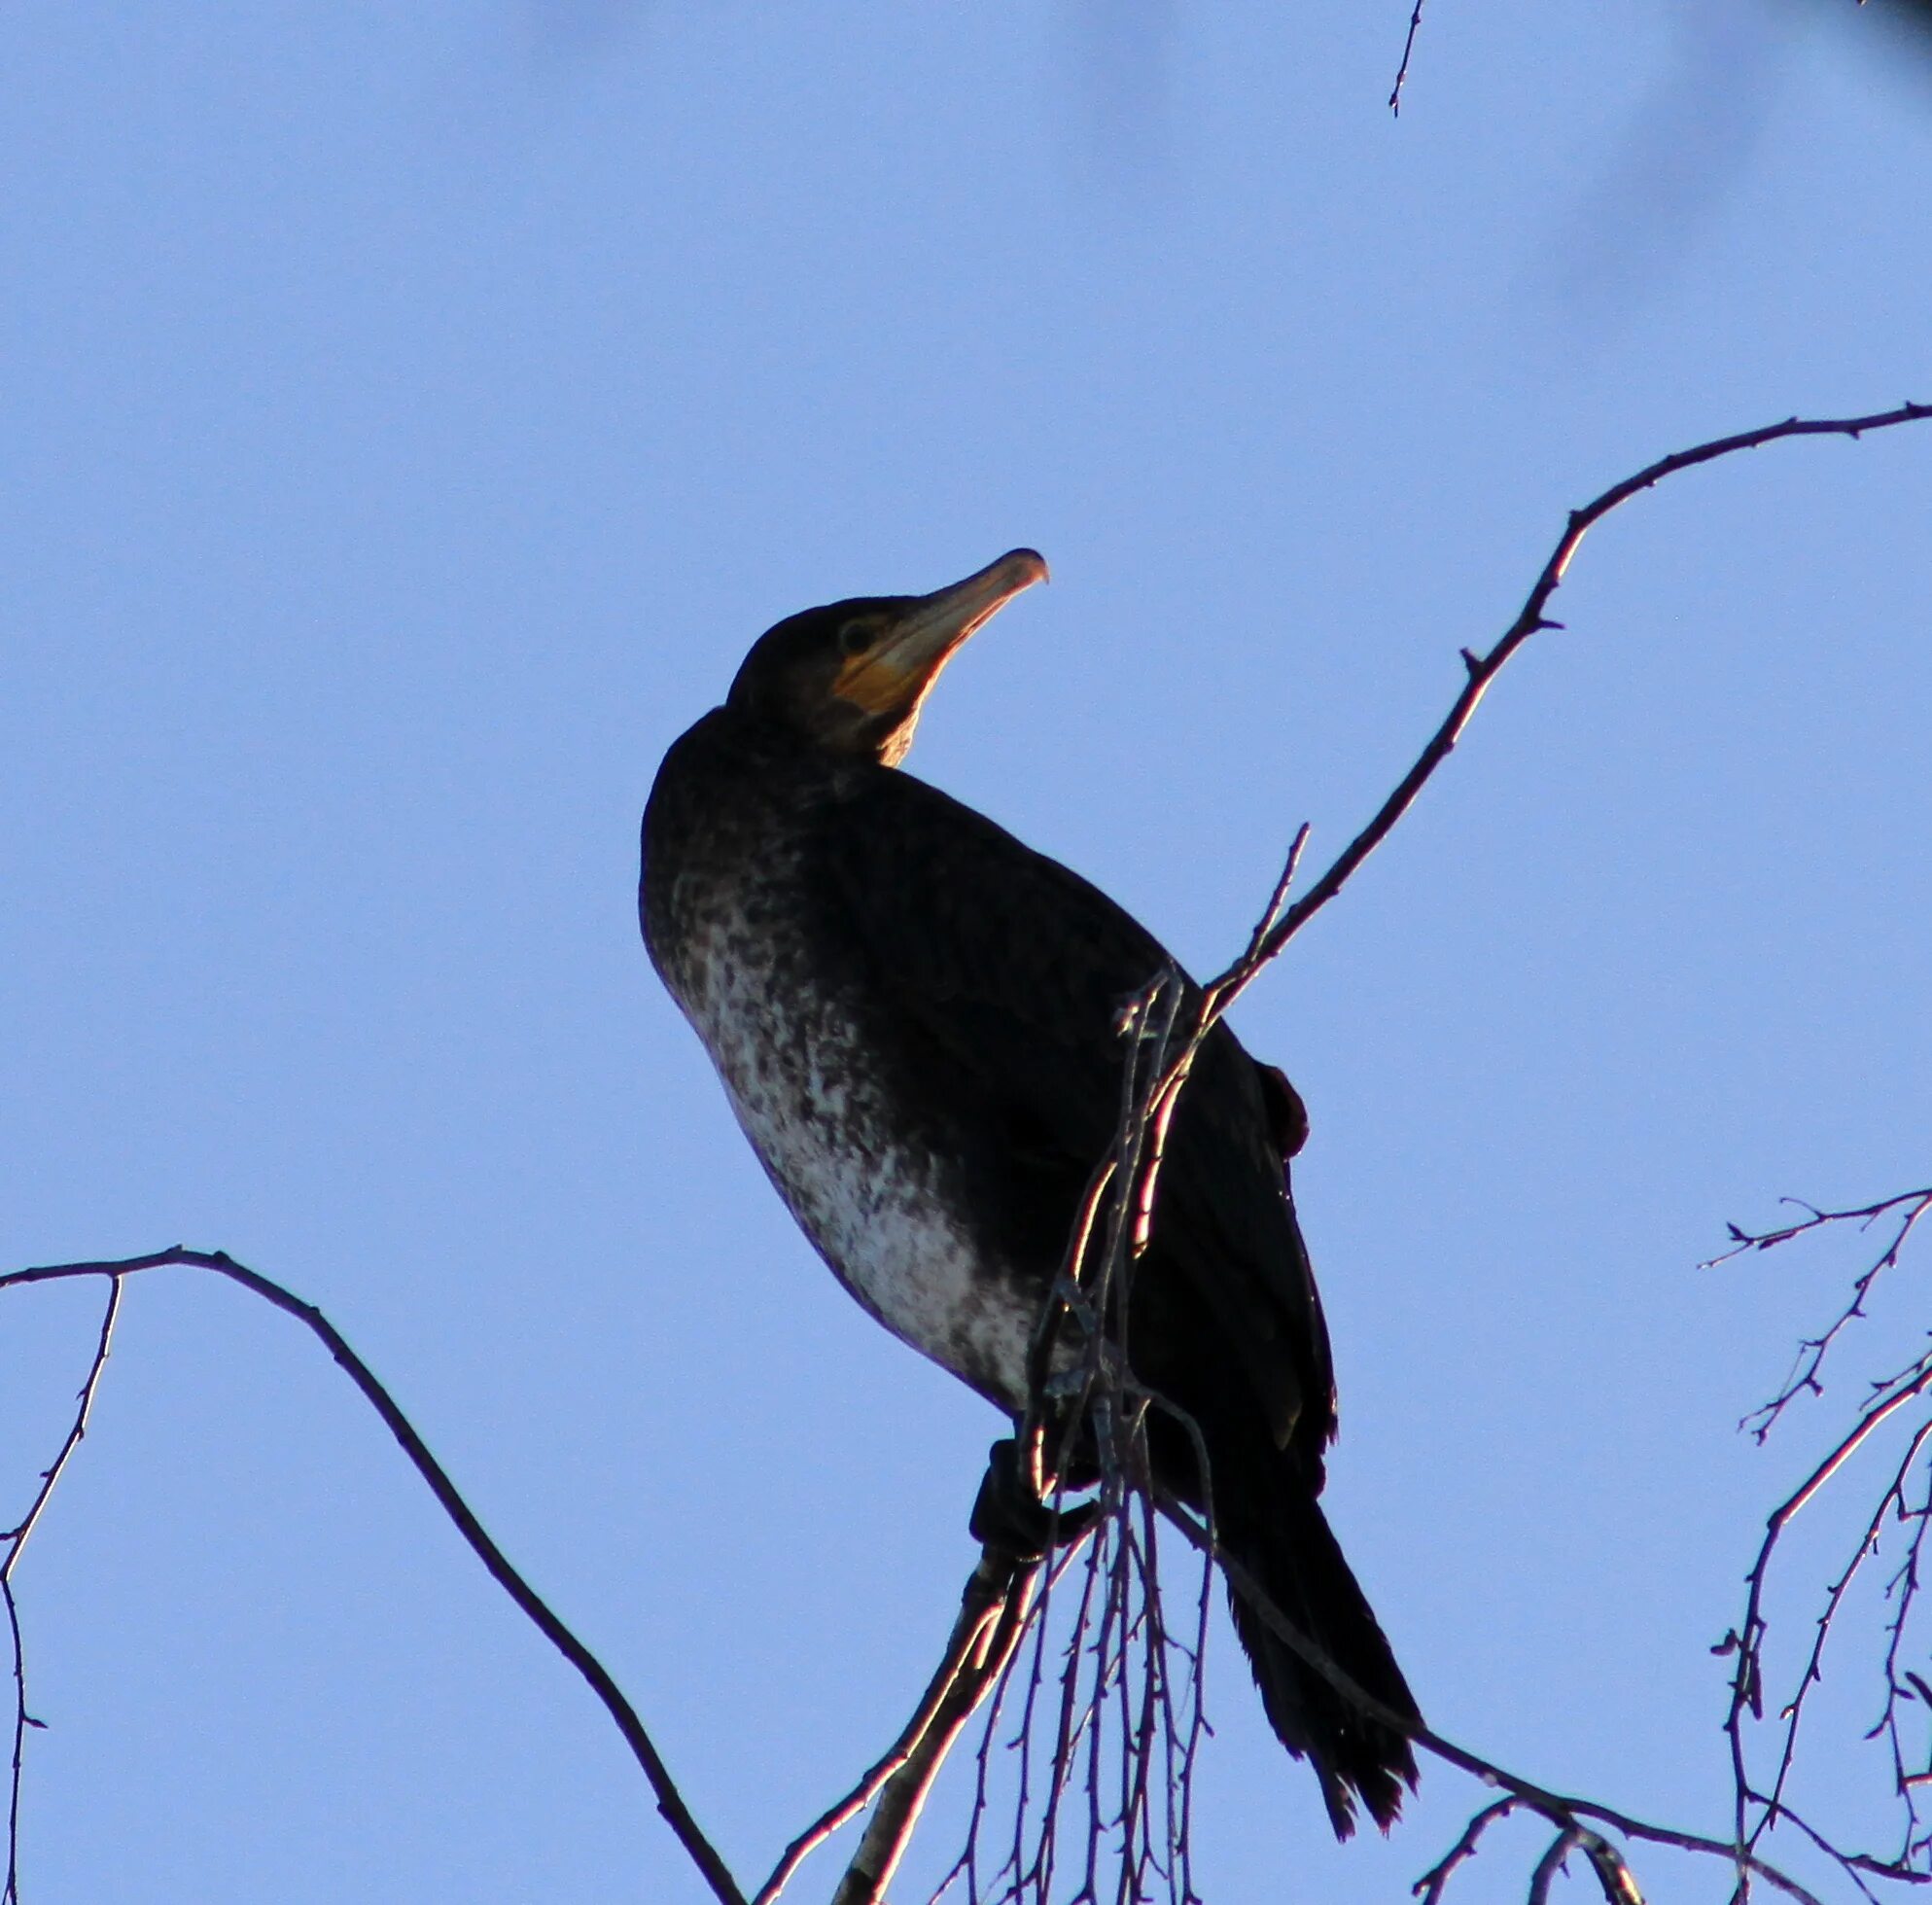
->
[663,872,1040,1415]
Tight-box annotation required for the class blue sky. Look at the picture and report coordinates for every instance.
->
[5,3,1931,1900]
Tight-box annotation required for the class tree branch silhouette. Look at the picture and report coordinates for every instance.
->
[1706,1189,1932,1443]
[0,1252,747,1905]
[1253,399,1932,969]
[755,1547,1037,1905]
[2,1280,120,1905]
[5,400,1930,1903]
[972,397,1932,1903]
[1708,1187,1932,1887]
[1390,0,1428,114]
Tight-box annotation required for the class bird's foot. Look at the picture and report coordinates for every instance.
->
[969,1437,1101,1562]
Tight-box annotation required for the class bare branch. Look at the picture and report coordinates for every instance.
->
[1253,401,1932,968]
[15,405,1931,1905]
[756,1549,1036,1905]
[1414,1797,1521,1904]
[0,1251,747,1905]
[2,1280,121,1905]
[1580,1832,1646,1905]
[1710,1184,1932,1882]
[822,1550,1039,1905]
[1758,1417,1932,1856]
[970,405,1932,1904]
[1528,1830,1584,1905]
[1389,0,1428,115]
[1153,1488,1827,1905]
[1704,1188,1932,1442]
[924,402,1932,1901]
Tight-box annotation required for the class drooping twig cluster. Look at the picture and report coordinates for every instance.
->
[826,945,1236,1905]
[1709,1188,1932,1896]
[919,398,1932,1903]
[933,1485,1212,1905]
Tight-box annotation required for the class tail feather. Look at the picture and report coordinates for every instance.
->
[1221,1476,1421,1838]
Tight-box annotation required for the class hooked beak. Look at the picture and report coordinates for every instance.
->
[833,548,1049,717]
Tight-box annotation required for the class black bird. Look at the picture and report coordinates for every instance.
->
[639,550,1420,1834]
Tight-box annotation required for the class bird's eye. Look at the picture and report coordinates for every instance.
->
[837,619,872,657]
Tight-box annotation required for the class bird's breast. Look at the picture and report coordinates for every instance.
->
[658,853,1041,1414]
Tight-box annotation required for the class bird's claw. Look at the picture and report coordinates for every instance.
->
[968,1437,1101,1562]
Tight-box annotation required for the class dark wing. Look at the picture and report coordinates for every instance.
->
[815,767,1336,1461]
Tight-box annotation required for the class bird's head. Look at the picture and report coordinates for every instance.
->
[725,548,1048,766]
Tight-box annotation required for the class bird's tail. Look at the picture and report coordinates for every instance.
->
[1220,1469,1421,1838]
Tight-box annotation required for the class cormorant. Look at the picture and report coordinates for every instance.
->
[639,550,1420,1834]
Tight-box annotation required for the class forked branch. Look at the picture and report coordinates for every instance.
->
[4,400,1929,1905]
[1710,1186,1932,1887]
[0,1252,748,1905]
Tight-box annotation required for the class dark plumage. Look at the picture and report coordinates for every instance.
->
[639,550,1420,1834]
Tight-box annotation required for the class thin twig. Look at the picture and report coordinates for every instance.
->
[1724,1361,1932,1863]
[1707,1184,1932,1886]
[0,1251,747,1905]
[1389,0,1427,115]
[16,404,1930,1905]
[939,399,1932,1904]
[1528,1829,1583,1905]
[1254,402,1932,970]
[1154,1488,1819,1905]
[1764,1419,1932,1850]
[2,1280,121,1905]
[1705,1189,1932,1442]
[1414,1797,1520,1904]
